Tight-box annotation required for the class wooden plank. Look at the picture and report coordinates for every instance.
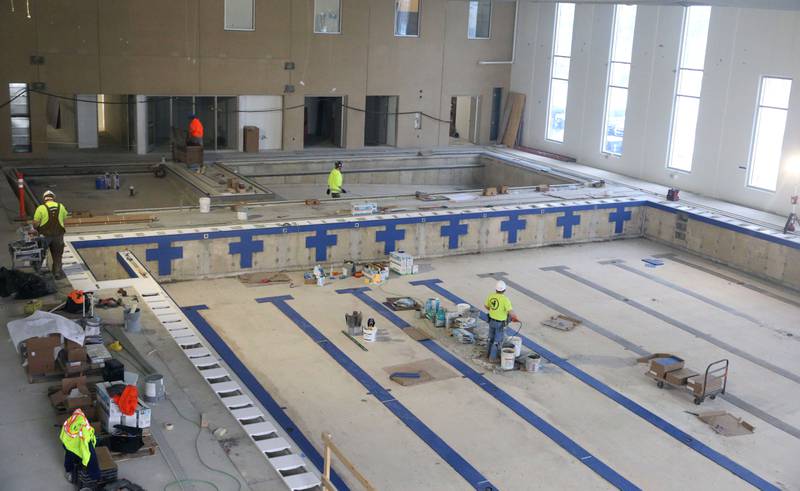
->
[501,92,526,148]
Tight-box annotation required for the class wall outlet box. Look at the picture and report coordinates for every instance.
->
[284,61,295,70]
[29,55,45,65]
[31,82,46,91]
[284,84,295,93]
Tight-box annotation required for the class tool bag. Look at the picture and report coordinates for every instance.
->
[109,425,143,454]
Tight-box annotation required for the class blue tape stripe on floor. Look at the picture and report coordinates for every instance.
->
[337,287,639,490]
[408,279,780,491]
[181,305,348,491]
[255,295,496,491]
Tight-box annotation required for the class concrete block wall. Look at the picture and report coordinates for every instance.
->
[72,199,646,282]
[644,206,800,290]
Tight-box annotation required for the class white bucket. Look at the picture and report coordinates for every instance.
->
[237,209,248,221]
[500,348,516,371]
[363,324,377,342]
[508,336,522,357]
[456,303,470,315]
[525,353,542,373]
[199,197,211,213]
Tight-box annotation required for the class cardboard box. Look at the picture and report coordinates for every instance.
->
[96,382,151,430]
[497,185,509,194]
[26,334,62,376]
[49,375,92,410]
[483,187,497,196]
[664,368,699,386]
[243,125,259,153]
[649,356,685,377]
[687,376,723,397]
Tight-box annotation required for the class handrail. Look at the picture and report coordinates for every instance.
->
[321,432,376,491]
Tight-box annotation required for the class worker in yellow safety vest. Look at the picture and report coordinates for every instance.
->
[32,190,68,279]
[326,161,347,198]
[484,280,519,362]
[60,408,100,482]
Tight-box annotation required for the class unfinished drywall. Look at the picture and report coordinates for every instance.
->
[510,3,800,216]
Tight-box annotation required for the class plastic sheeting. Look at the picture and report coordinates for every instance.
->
[7,311,85,352]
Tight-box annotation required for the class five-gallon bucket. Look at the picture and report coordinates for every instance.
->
[501,348,516,370]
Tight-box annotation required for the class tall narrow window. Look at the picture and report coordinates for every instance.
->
[468,0,491,39]
[667,6,711,172]
[224,0,254,31]
[9,83,31,153]
[395,0,420,37]
[314,0,341,34]
[545,3,575,143]
[748,77,793,191]
[602,5,637,155]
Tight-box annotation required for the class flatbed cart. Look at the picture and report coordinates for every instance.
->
[647,359,729,405]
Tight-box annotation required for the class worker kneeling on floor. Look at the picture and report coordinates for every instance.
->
[485,280,519,363]
[32,190,68,279]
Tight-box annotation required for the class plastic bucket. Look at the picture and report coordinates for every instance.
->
[456,303,470,315]
[144,373,166,402]
[508,336,522,357]
[237,209,248,221]
[124,308,142,332]
[363,324,377,342]
[199,197,211,213]
[525,353,542,373]
[95,176,106,190]
[501,348,516,371]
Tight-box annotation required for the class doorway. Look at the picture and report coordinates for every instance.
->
[147,95,239,152]
[449,96,479,144]
[304,96,345,148]
[364,96,398,147]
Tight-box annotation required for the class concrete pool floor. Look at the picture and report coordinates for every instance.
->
[162,238,800,490]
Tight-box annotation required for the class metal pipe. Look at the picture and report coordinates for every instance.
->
[478,0,519,65]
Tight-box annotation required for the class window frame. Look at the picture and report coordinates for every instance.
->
[467,0,492,40]
[746,75,793,192]
[224,0,255,32]
[394,0,422,38]
[545,2,575,143]
[600,4,637,157]
[313,0,342,35]
[8,82,32,154]
[666,6,711,173]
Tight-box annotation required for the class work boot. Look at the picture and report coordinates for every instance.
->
[53,270,66,280]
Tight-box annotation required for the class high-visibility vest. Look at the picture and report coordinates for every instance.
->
[60,408,96,466]
[189,118,204,138]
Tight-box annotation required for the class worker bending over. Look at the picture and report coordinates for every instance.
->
[485,280,519,363]
[33,190,68,279]
[326,160,347,198]
[187,114,204,146]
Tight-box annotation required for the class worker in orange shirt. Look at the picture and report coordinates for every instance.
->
[187,114,204,146]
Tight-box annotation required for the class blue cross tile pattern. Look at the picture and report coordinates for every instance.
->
[376,224,406,254]
[145,238,183,276]
[440,218,469,250]
[229,233,264,269]
[500,213,527,244]
[305,227,338,262]
[609,205,633,234]
[556,210,581,239]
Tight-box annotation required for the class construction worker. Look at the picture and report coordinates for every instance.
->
[32,190,68,279]
[485,280,519,363]
[326,160,347,198]
[187,114,204,146]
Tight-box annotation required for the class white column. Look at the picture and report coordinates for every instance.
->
[135,95,148,155]
[76,95,99,149]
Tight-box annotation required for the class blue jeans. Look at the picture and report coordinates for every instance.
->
[487,319,507,362]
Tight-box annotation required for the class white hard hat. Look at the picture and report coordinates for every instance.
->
[43,190,55,200]
[495,280,507,292]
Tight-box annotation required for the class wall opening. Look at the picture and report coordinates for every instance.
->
[304,96,345,148]
[364,96,398,147]
[449,96,479,144]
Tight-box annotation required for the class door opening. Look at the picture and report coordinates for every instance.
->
[304,96,345,148]
[490,88,502,142]
[449,95,479,144]
[364,96,398,147]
